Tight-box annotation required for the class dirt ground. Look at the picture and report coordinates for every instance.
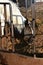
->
[0,52,43,65]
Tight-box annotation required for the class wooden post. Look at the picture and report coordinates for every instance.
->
[11,23,14,52]
[31,0,36,58]
[31,0,36,36]
[4,4,8,36]
[0,22,2,49]
[0,19,2,36]
[4,4,8,50]
[9,5,14,52]
[4,4,7,22]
